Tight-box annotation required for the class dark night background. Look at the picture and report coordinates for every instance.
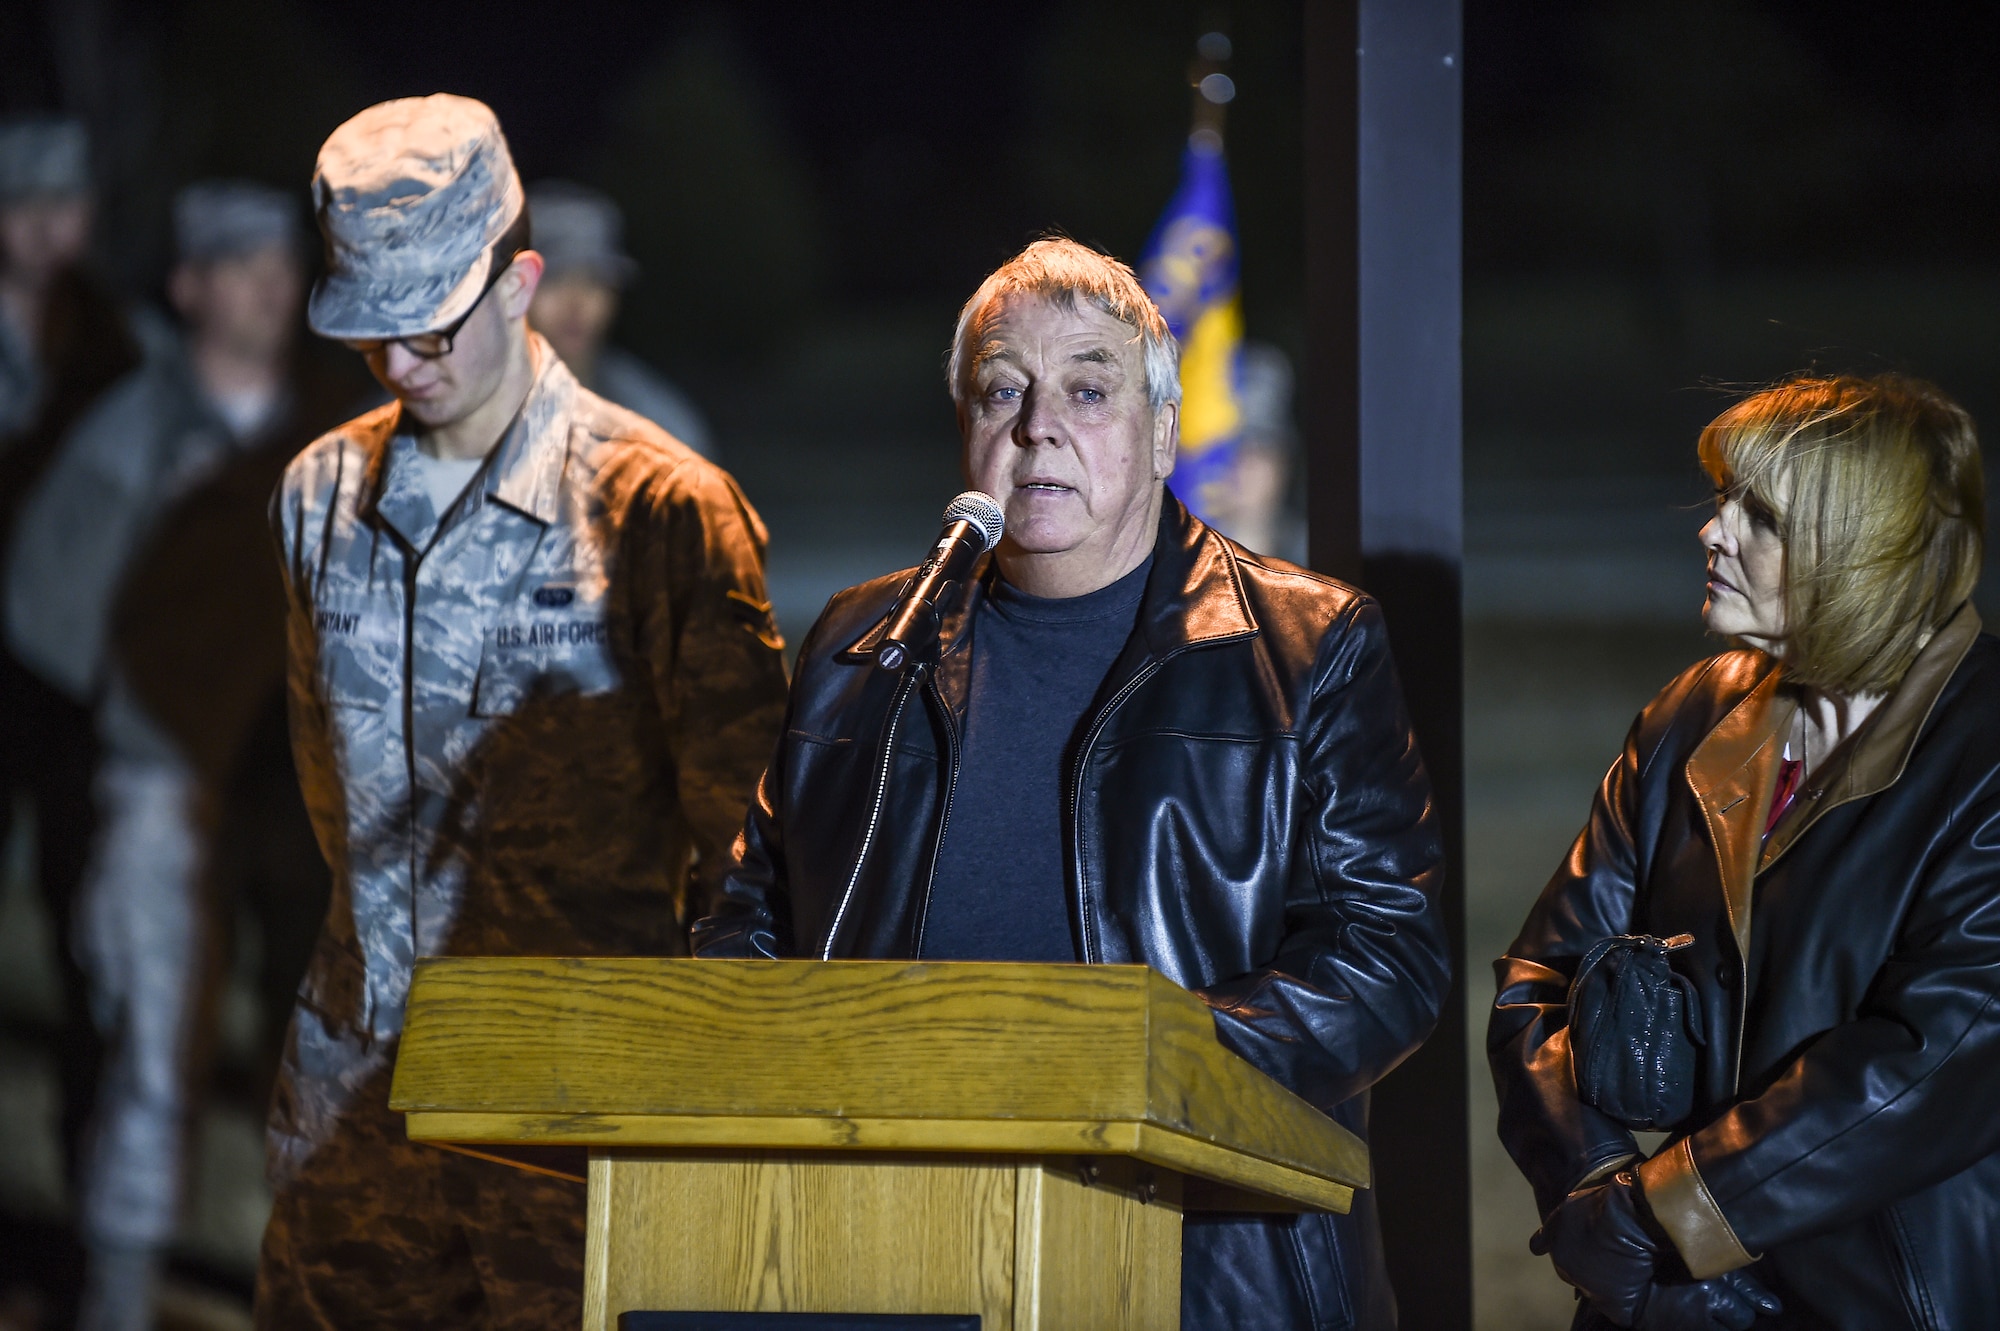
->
[9,0,2000,509]
[2,2,1998,1327]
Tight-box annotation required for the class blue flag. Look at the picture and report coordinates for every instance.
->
[1137,137,1244,528]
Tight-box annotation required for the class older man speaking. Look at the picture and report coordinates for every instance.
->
[695,237,1450,1328]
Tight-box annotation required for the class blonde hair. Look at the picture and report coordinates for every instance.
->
[946,237,1181,412]
[1699,373,1985,695]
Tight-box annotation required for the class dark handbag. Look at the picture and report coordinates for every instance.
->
[1568,933,1707,1130]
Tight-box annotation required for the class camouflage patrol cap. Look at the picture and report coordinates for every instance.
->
[175,180,304,264]
[0,114,90,203]
[308,94,525,340]
[525,181,636,287]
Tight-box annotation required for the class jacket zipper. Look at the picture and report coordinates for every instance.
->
[398,563,421,1027]
[909,667,963,956]
[822,665,919,959]
[1065,661,1164,963]
[1730,938,1748,1097]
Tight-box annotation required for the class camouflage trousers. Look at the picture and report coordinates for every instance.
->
[255,1007,585,1330]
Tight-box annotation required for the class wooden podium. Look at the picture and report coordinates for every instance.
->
[389,958,1368,1331]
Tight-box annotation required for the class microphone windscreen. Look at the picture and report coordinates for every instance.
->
[943,491,1005,552]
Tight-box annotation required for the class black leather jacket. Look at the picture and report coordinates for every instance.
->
[1490,604,2000,1330]
[696,497,1450,1331]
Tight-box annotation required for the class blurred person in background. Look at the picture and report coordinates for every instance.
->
[257,95,785,1328]
[6,178,322,1331]
[525,179,715,456]
[1195,340,1304,562]
[0,111,140,1214]
[0,114,138,459]
[1490,375,1996,1330]
[109,210,371,1116]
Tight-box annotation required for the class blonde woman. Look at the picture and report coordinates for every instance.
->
[1490,374,1992,1330]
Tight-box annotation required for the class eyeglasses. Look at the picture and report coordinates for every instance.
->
[342,251,518,360]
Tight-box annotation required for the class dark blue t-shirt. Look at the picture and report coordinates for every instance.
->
[918,557,1151,961]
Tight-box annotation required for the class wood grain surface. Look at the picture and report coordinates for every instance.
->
[392,958,1365,1209]
[405,1113,1352,1213]
[1022,1158,1182,1329]
[1140,969,1372,1191]
[580,1152,1183,1331]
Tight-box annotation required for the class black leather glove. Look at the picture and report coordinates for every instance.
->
[1635,1270,1782,1330]
[1530,1171,1666,1325]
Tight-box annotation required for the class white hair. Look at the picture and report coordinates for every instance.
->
[946,237,1181,413]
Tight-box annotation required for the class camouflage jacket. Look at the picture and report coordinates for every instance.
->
[272,341,786,1041]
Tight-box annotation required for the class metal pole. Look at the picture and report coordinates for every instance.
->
[1303,0,1362,585]
[1305,1,1468,1325]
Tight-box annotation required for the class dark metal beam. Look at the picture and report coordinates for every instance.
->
[1304,1,1469,1326]
[1303,0,1362,586]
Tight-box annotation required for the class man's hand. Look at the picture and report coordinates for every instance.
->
[1634,1270,1782,1330]
[1529,1172,1667,1325]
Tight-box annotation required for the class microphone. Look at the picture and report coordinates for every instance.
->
[875,491,1005,671]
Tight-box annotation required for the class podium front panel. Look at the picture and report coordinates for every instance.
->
[584,1151,1181,1331]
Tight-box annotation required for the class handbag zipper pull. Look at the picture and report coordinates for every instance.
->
[1660,933,1695,950]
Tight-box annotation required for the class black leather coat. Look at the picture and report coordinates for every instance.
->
[696,497,1450,1330]
[1490,605,2000,1330]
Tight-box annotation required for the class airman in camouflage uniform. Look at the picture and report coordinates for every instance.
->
[255,94,788,1329]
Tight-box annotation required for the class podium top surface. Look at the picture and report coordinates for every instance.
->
[389,958,1367,1211]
